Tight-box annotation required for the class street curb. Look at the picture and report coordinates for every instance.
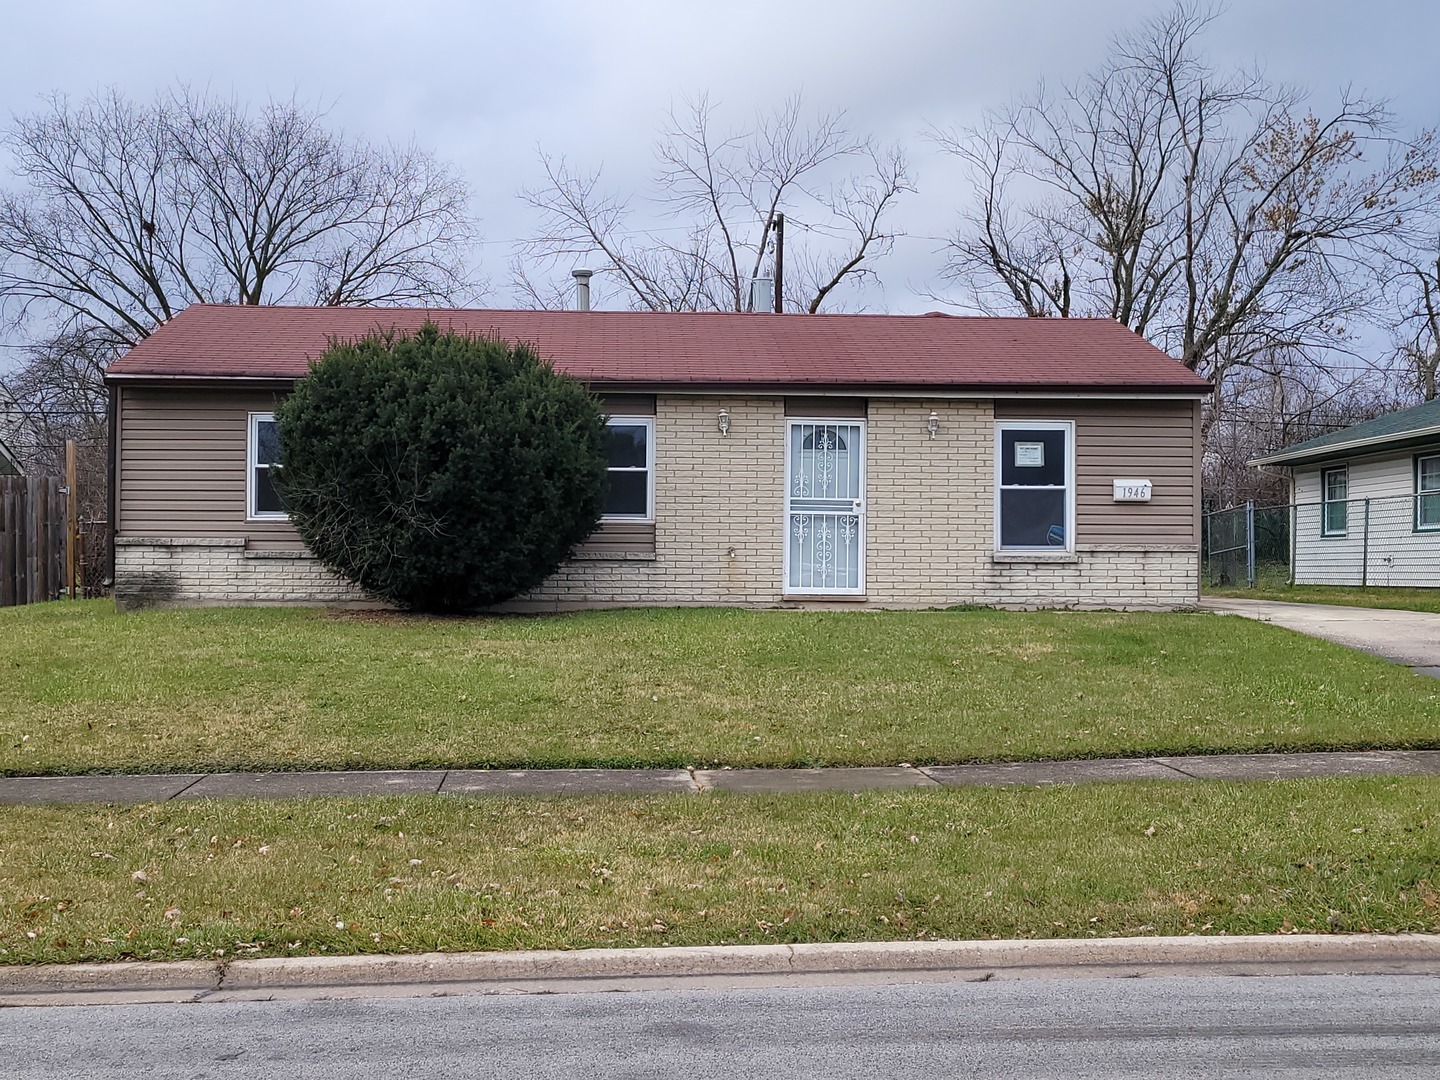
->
[4,934,1439,1006]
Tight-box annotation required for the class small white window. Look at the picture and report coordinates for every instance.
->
[247,412,286,520]
[602,417,654,521]
[1417,455,1440,531]
[995,421,1074,551]
[1321,466,1348,537]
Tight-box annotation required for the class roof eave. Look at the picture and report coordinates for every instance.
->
[105,370,1211,395]
[1250,424,1440,467]
[105,371,301,383]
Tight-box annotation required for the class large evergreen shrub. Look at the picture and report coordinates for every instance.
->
[275,324,608,612]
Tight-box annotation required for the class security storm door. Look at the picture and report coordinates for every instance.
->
[785,420,865,594]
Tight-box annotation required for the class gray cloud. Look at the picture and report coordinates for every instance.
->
[1,0,1435,324]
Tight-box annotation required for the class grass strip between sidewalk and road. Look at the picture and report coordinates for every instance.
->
[4,602,1440,776]
[1,777,1437,966]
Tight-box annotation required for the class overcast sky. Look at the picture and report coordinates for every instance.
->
[2,0,1437,326]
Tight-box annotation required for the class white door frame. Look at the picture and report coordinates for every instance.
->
[782,418,867,596]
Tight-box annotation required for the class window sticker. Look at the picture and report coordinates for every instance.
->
[1014,442,1045,468]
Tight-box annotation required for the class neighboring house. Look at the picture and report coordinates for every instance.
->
[1252,398,1440,587]
[0,437,20,476]
[105,304,1210,611]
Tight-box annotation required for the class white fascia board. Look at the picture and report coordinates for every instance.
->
[1250,425,1440,467]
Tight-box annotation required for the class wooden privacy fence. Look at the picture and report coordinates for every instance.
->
[0,475,68,607]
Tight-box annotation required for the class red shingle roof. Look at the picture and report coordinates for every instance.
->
[106,304,1211,392]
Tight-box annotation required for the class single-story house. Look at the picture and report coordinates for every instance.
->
[105,304,1210,610]
[1252,398,1440,587]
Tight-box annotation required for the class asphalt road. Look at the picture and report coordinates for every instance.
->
[5,975,1440,1078]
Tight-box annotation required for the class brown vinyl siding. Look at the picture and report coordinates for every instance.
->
[577,520,655,556]
[599,394,656,416]
[784,397,868,418]
[117,385,303,547]
[994,399,1199,545]
[118,383,657,555]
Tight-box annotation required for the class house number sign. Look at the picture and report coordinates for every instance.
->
[1112,479,1153,502]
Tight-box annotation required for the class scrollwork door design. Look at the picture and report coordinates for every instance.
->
[785,421,864,593]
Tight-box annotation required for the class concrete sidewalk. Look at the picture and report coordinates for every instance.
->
[1202,597,1440,676]
[2,750,1438,805]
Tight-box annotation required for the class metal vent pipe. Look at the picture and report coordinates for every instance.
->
[571,268,594,311]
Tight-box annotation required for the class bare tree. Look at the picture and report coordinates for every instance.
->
[1204,350,1412,508]
[1386,235,1440,400]
[0,87,478,352]
[934,2,1439,409]
[514,95,913,313]
[0,329,110,513]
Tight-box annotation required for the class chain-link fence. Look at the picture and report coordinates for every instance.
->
[1205,494,1440,588]
[1203,503,1293,588]
[76,516,110,597]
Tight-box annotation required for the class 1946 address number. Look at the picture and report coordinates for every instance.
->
[1112,479,1153,502]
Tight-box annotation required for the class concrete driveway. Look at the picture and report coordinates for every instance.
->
[1202,597,1440,676]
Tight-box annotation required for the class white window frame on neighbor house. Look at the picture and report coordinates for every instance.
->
[247,412,287,522]
[1416,454,1440,532]
[1321,465,1348,537]
[601,416,655,523]
[994,420,1075,554]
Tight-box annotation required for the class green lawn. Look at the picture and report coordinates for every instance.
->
[1207,581,1440,614]
[1,778,1435,965]
[3,601,1438,776]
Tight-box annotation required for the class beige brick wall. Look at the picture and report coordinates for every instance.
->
[976,547,1199,609]
[114,538,370,608]
[510,395,785,609]
[113,393,1199,610]
[865,399,993,604]
[861,400,1198,609]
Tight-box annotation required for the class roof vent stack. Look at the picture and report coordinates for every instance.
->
[571,268,594,312]
[749,277,774,313]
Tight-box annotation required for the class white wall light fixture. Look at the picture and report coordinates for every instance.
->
[718,409,731,436]
[927,411,939,440]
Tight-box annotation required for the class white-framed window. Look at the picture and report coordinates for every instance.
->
[602,417,654,521]
[1417,454,1440,531]
[247,412,286,521]
[1321,465,1348,537]
[995,421,1074,552]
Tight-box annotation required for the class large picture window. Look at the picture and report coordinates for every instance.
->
[1417,454,1440,531]
[602,417,654,520]
[1321,465,1348,537]
[247,412,286,520]
[995,421,1073,551]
